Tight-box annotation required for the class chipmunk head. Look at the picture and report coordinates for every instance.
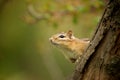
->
[49,30,90,63]
[49,30,75,48]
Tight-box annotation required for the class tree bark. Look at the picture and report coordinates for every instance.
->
[70,0,120,80]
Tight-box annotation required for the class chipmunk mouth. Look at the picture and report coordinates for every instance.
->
[51,42,58,45]
[49,39,58,45]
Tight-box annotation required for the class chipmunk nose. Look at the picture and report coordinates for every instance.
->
[49,38,53,42]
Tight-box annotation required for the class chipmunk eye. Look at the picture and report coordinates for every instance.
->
[59,35,65,38]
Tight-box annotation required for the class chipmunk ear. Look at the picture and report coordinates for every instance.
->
[67,30,73,39]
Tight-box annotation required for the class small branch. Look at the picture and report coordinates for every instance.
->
[27,4,47,20]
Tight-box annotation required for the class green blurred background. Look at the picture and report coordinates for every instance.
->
[0,0,105,80]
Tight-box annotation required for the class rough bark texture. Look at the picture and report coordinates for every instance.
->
[70,0,120,80]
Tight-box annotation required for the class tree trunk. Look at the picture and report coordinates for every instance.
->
[70,0,120,80]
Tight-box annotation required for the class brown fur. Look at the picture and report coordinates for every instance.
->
[49,30,90,63]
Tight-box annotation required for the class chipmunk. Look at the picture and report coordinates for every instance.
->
[49,30,90,63]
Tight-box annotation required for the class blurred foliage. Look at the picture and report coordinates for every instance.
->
[22,0,105,25]
[0,0,105,80]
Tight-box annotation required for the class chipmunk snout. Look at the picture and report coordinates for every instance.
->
[49,38,55,43]
[49,38,58,45]
[49,38,53,42]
